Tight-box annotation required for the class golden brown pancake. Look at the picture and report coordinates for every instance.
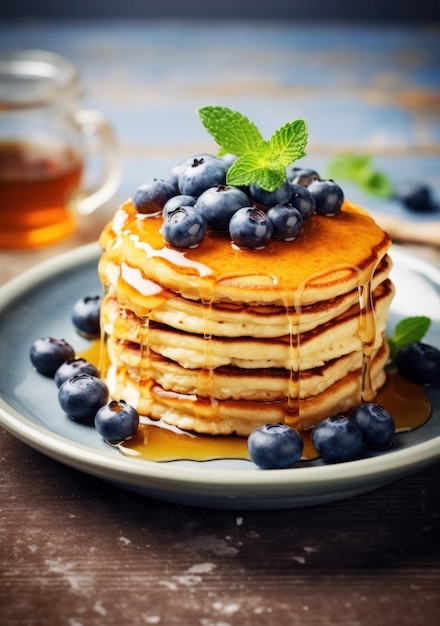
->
[98,199,393,435]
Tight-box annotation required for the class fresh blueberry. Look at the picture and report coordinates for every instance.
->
[287,167,320,187]
[58,374,108,423]
[133,178,176,214]
[95,400,140,442]
[394,181,436,213]
[350,403,395,448]
[395,342,440,386]
[249,181,291,207]
[54,358,100,388]
[247,423,303,469]
[168,153,214,191]
[195,184,250,231]
[30,337,75,377]
[311,415,363,463]
[289,183,316,220]
[178,155,227,197]
[163,194,197,217]
[162,206,207,248]
[308,179,344,216]
[221,153,237,167]
[71,295,101,338]
[266,203,303,240]
[229,207,273,249]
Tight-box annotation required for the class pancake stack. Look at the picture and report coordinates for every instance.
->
[98,199,393,436]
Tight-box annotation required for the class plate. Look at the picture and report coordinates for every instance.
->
[0,243,439,510]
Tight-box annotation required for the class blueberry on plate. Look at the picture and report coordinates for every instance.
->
[95,400,139,442]
[54,358,100,388]
[168,153,215,190]
[311,415,363,463]
[58,374,108,423]
[162,206,207,248]
[71,295,101,338]
[30,337,75,377]
[247,423,303,469]
[289,183,316,220]
[249,181,291,207]
[350,403,395,448]
[229,207,273,249]
[178,155,227,197]
[195,184,249,231]
[133,178,176,214]
[266,203,303,240]
[308,179,344,216]
[395,342,440,386]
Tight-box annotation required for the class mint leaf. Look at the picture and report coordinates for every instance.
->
[197,106,308,191]
[267,119,308,166]
[327,154,393,199]
[198,106,263,157]
[388,316,431,359]
[226,155,286,191]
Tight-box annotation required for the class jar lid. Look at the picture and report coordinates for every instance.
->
[0,49,83,109]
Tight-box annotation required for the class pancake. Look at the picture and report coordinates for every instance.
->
[98,198,393,435]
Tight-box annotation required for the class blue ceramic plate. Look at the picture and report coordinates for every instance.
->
[0,243,439,509]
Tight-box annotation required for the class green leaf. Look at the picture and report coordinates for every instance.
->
[388,316,431,359]
[267,119,308,166]
[197,106,263,157]
[226,155,286,191]
[326,154,393,199]
[197,106,309,189]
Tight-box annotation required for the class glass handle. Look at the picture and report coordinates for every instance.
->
[73,109,121,216]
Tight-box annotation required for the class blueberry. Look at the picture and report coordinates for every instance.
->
[58,374,108,423]
[394,181,436,213]
[133,178,176,214]
[229,207,273,249]
[221,153,237,167]
[162,206,207,248]
[195,184,250,231]
[168,153,214,190]
[30,337,75,377]
[266,203,303,240]
[311,415,363,463]
[247,423,303,469]
[395,342,440,386]
[95,400,139,442]
[163,194,197,217]
[289,183,316,220]
[71,295,101,338]
[54,358,100,388]
[350,403,395,448]
[287,167,320,187]
[308,179,344,216]
[249,181,291,207]
[178,155,227,197]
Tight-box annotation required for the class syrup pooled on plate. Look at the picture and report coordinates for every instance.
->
[80,341,431,462]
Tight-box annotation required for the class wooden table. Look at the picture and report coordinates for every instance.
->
[1,20,439,626]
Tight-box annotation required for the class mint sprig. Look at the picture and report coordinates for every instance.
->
[197,106,308,192]
[326,154,393,198]
[388,316,431,360]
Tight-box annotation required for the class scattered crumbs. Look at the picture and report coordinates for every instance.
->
[302,605,310,612]
[254,607,273,614]
[118,536,132,546]
[360,596,367,602]
[158,580,179,591]
[143,616,161,624]
[186,562,217,575]
[93,600,107,616]
[303,546,320,553]
[68,619,83,626]
[28,544,38,553]
[212,601,241,615]
[291,556,306,564]
[235,516,244,527]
